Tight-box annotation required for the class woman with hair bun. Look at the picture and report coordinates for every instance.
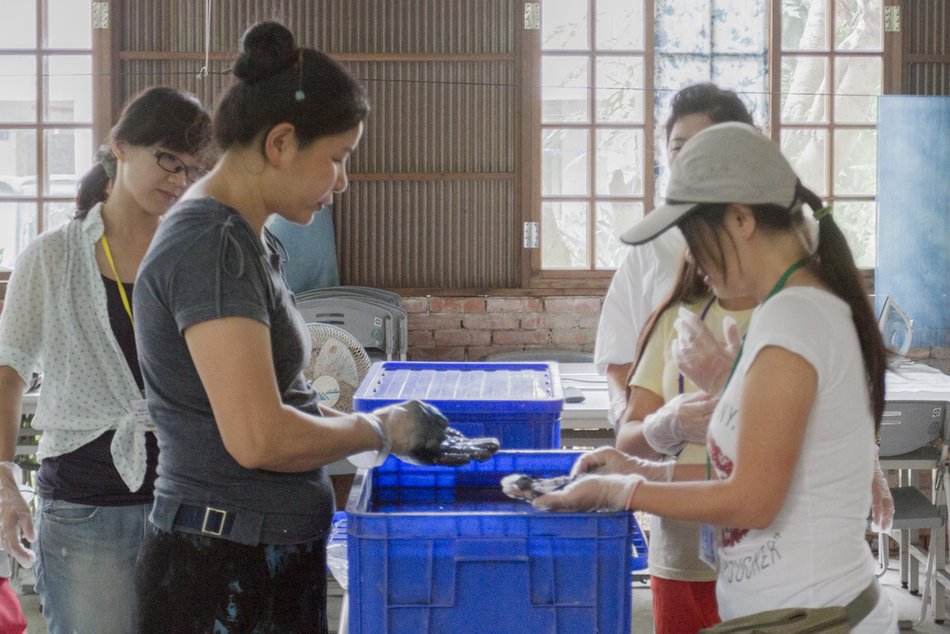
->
[132,22,465,632]
[0,86,211,634]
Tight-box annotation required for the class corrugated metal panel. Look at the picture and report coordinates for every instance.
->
[119,0,520,290]
[335,180,517,288]
[906,0,949,57]
[904,0,950,95]
[122,1,513,55]
[122,60,230,108]
[907,65,950,96]
[349,61,515,174]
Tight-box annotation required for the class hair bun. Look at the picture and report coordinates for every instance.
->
[233,21,298,83]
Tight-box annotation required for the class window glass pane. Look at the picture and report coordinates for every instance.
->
[46,55,93,122]
[833,199,876,267]
[595,0,644,50]
[781,56,829,123]
[595,57,644,123]
[833,128,876,196]
[44,128,91,195]
[0,202,36,267]
[48,0,92,49]
[835,0,882,51]
[595,129,643,196]
[542,56,589,124]
[782,0,829,50]
[542,0,588,51]
[711,2,768,54]
[712,55,769,123]
[655,0,710,55]
[0,0,37,49]
[596,201,642,269]
[781,128,828,196]
[542,128,589,196]
[0,57,37,123]
[834,56,881,123]
[44,200,74,233]
[541,201,589,269]
[654,54,709,114]
[0,128,37,191]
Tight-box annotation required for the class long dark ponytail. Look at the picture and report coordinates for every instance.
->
[804,185,887,428]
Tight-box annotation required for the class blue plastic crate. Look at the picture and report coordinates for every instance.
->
[353,361,564,449]
[345,450,637,634]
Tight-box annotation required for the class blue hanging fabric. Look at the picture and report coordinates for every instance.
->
[266,207,341,294]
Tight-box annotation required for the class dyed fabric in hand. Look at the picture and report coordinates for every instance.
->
[501,473,580,501]
[408,427,500,467]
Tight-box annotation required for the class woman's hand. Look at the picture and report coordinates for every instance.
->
[532,473,644,512]
[871,446,894,533]
[641,391,718,454]
[374,400,449,457]
[671,309,741,394]
[571,446,674,482]
[0,462,35,569]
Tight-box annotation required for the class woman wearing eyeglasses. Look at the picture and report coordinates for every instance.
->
[0,86,212,634]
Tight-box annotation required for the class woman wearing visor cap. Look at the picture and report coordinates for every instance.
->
[528,122,897,632]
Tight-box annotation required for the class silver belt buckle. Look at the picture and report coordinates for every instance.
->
[201,506,228,536]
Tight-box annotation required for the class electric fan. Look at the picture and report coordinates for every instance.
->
[305,322,372,412]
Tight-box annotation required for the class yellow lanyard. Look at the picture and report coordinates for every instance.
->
[101,235,135,330]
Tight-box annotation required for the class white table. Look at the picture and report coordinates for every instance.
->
[558,362,614,448]
[20,361,950,457]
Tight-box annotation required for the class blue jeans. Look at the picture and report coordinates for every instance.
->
[34,498,149,634]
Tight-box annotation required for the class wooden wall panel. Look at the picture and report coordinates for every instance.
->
[336,180,517,288]
[118,0,520,290]
[903,0,950,95]
[348,61,515,175]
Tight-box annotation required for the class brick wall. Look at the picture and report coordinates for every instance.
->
[403,295,602,361]
[401,293,950,373]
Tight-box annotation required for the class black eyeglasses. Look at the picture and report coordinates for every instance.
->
[146,147,206,183]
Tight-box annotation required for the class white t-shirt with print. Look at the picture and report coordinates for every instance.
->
[707,286,896,632]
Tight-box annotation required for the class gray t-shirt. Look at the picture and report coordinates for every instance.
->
[133,196,333,546]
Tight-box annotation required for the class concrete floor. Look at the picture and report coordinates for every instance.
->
[14,565,950,633]
[13,560,950,634]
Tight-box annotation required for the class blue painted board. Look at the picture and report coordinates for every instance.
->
[876,96,950,347]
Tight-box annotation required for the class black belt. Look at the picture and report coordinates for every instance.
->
[172,504,235,538]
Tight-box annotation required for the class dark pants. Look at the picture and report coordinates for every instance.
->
[135,523,329,634]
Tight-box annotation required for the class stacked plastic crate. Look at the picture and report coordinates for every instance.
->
[345,361,643,633]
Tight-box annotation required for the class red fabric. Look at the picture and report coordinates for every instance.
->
[651,576,720,634]
[0,580,26,634]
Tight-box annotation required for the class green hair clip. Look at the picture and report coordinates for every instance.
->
[813,205,832,220]
[93,145,117,180]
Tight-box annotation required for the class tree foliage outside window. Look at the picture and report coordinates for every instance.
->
[539,0,882,271]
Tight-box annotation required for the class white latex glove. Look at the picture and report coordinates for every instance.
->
[871,445,894,533]
[0,462,36,569]
[349,400,449,468]
[532,473,645,512]
[671,308,742,395]
[641,391,718,455]
[570,446,675,482]
[606,393,627,436]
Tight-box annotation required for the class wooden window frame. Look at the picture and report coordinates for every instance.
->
[522,0,894,292]
[0,0,113,251]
